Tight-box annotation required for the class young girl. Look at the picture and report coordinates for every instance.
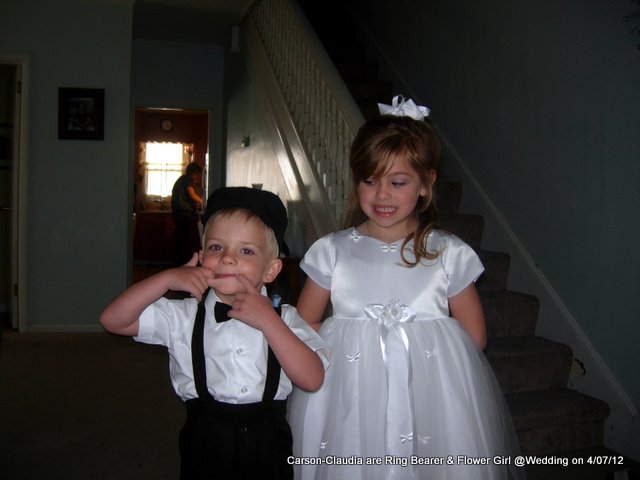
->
[288,99,524,480]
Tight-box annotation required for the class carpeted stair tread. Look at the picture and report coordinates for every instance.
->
[507,389,610,454]
[439,213,484,249]
[485,336,573,393]
[480,290,539,337]
[476,250,511,291]
[507,388,610,429]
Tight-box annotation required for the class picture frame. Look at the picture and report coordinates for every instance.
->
[58,88,104,140]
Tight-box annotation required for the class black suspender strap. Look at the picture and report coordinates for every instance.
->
[262,304,282,402]
[191,288,214,400]
[261,348,281,401]
[190,291,282,402]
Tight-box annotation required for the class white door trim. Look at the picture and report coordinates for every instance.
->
[0,54,29,332]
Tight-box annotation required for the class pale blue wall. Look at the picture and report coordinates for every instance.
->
[0,0,133,330]
[131,40,224,109]
[131,39,226,193]
[224,51,313,258]
[224,54,290,201]
[0,1,230,330]
[347,0,640,407]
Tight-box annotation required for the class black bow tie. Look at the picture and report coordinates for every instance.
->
[214,302,233,323]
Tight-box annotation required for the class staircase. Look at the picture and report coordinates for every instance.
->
[436,179,612,456]
[295,1,392,120]
[294,1,639,478]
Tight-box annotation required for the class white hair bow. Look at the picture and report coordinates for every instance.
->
[377,95,430,120]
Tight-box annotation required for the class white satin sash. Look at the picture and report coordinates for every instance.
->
[364,300,417,479]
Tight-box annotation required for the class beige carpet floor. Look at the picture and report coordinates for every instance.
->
[0,327,184,480]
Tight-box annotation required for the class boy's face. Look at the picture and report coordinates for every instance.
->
[199,212,281,304]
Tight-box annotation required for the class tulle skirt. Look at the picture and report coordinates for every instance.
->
[288,316,525,480]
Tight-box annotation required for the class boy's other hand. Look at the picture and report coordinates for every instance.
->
[228,274,279,330]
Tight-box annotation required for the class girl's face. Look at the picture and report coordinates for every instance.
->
[199,213,281,304]
[357,155,433,242]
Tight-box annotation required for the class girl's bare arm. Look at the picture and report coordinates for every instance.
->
[296,278,331,332]
[448,283,487,349]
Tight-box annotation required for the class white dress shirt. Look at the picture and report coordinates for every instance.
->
[135,290,329,403]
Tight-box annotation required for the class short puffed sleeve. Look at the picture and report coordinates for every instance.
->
[299,233,335,291]
[438,233,484,297]
[135,297,198,346]
[281,304,330,369]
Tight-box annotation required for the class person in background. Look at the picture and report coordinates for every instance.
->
[172,163,203,266]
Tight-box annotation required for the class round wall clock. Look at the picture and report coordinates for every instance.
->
[160,119,173,131]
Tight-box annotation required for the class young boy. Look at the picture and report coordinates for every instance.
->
[100,187,327,480]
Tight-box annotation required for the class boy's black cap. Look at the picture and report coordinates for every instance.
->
[201,187,289,256]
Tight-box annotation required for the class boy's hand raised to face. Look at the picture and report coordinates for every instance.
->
[164,252,214,302]
[228,274,280,331]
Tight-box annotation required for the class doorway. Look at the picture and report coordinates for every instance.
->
[0,56,27,331]
[132,107,209,282]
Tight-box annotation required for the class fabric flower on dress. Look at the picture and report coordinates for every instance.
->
[364,299,415,330]
[364,300,415,362]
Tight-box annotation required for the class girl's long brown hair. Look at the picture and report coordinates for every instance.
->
[343,115,442,266]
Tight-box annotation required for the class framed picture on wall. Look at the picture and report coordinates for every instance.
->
[58,88,104,140]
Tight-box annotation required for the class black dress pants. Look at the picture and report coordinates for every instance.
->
[179,398,293,480]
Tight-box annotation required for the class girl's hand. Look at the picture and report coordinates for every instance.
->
[228,274,280,330]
